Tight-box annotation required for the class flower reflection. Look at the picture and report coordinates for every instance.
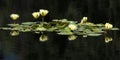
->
[39,34,48,42]
[105,36,112,43]
[10,31,19,36]
[68,35,77,41]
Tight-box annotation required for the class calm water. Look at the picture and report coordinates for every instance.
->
[0,30,120,60]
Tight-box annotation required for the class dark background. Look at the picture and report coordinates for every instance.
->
[0,0,120,60]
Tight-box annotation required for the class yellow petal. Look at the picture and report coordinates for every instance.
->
[39,9,49,16]
[10,14,19,20]
[32,12,40,19]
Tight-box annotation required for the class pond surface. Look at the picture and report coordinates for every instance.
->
[0,30,120,60]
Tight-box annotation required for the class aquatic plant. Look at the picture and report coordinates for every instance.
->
[0,9,119,43]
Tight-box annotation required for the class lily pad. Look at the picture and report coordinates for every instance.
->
[57,32,73,35]
[111,28,119,30]
[7,24,19,27]
[0,27,12,30]
[35,27,46,31]
[87,33,102,36]
[96,24,104,26]
[21,22,36,25]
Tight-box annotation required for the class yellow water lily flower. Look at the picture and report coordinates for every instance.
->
[105,23,113,30]
[68,24,77,30]
[80,17,88,24]
[32,12,40,19]
[39,9,49,16]
[10,14,19,20]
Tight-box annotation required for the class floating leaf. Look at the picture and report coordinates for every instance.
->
[21,22,36,25]
[35,27,46,31]
[47,27,57,31]
[92,28,105,33]
[60,19,68,22]
[84,22,95,26]
[7,24,19,27]
[75,32,87,35]
[87,33,102,36]
[35,32,40,34]
[0,27,12,30]
[57,32,73,35]
[52,19,59,22]
[96,24,104,26]
[111,28,119,30]
[84,29,93,34]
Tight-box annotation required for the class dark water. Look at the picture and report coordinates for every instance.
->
[0,0,120,60]
[0,31,120,60]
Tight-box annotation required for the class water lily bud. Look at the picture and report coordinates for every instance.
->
[80,17,88,24]
[105,23,113,30]
[39,9,49,16]
[10,14,19,20]
[32,12,40,19]
[68,24,77,30]
[10,31,19,36]
[68,35,77,41]
[39,35,48,42]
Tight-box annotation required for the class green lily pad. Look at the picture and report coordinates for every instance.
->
[35,27,46,31]
[111,28,119,30]
[21,22,36,25]
[57,32,73,35]
[47,27,57,31]
[96,24,104,26]
[84,22,96,26]
[7,24,19,27]
[0,27,12,30]
[87,33,102,36]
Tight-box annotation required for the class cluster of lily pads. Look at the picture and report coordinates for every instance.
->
[0,9,119,43]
